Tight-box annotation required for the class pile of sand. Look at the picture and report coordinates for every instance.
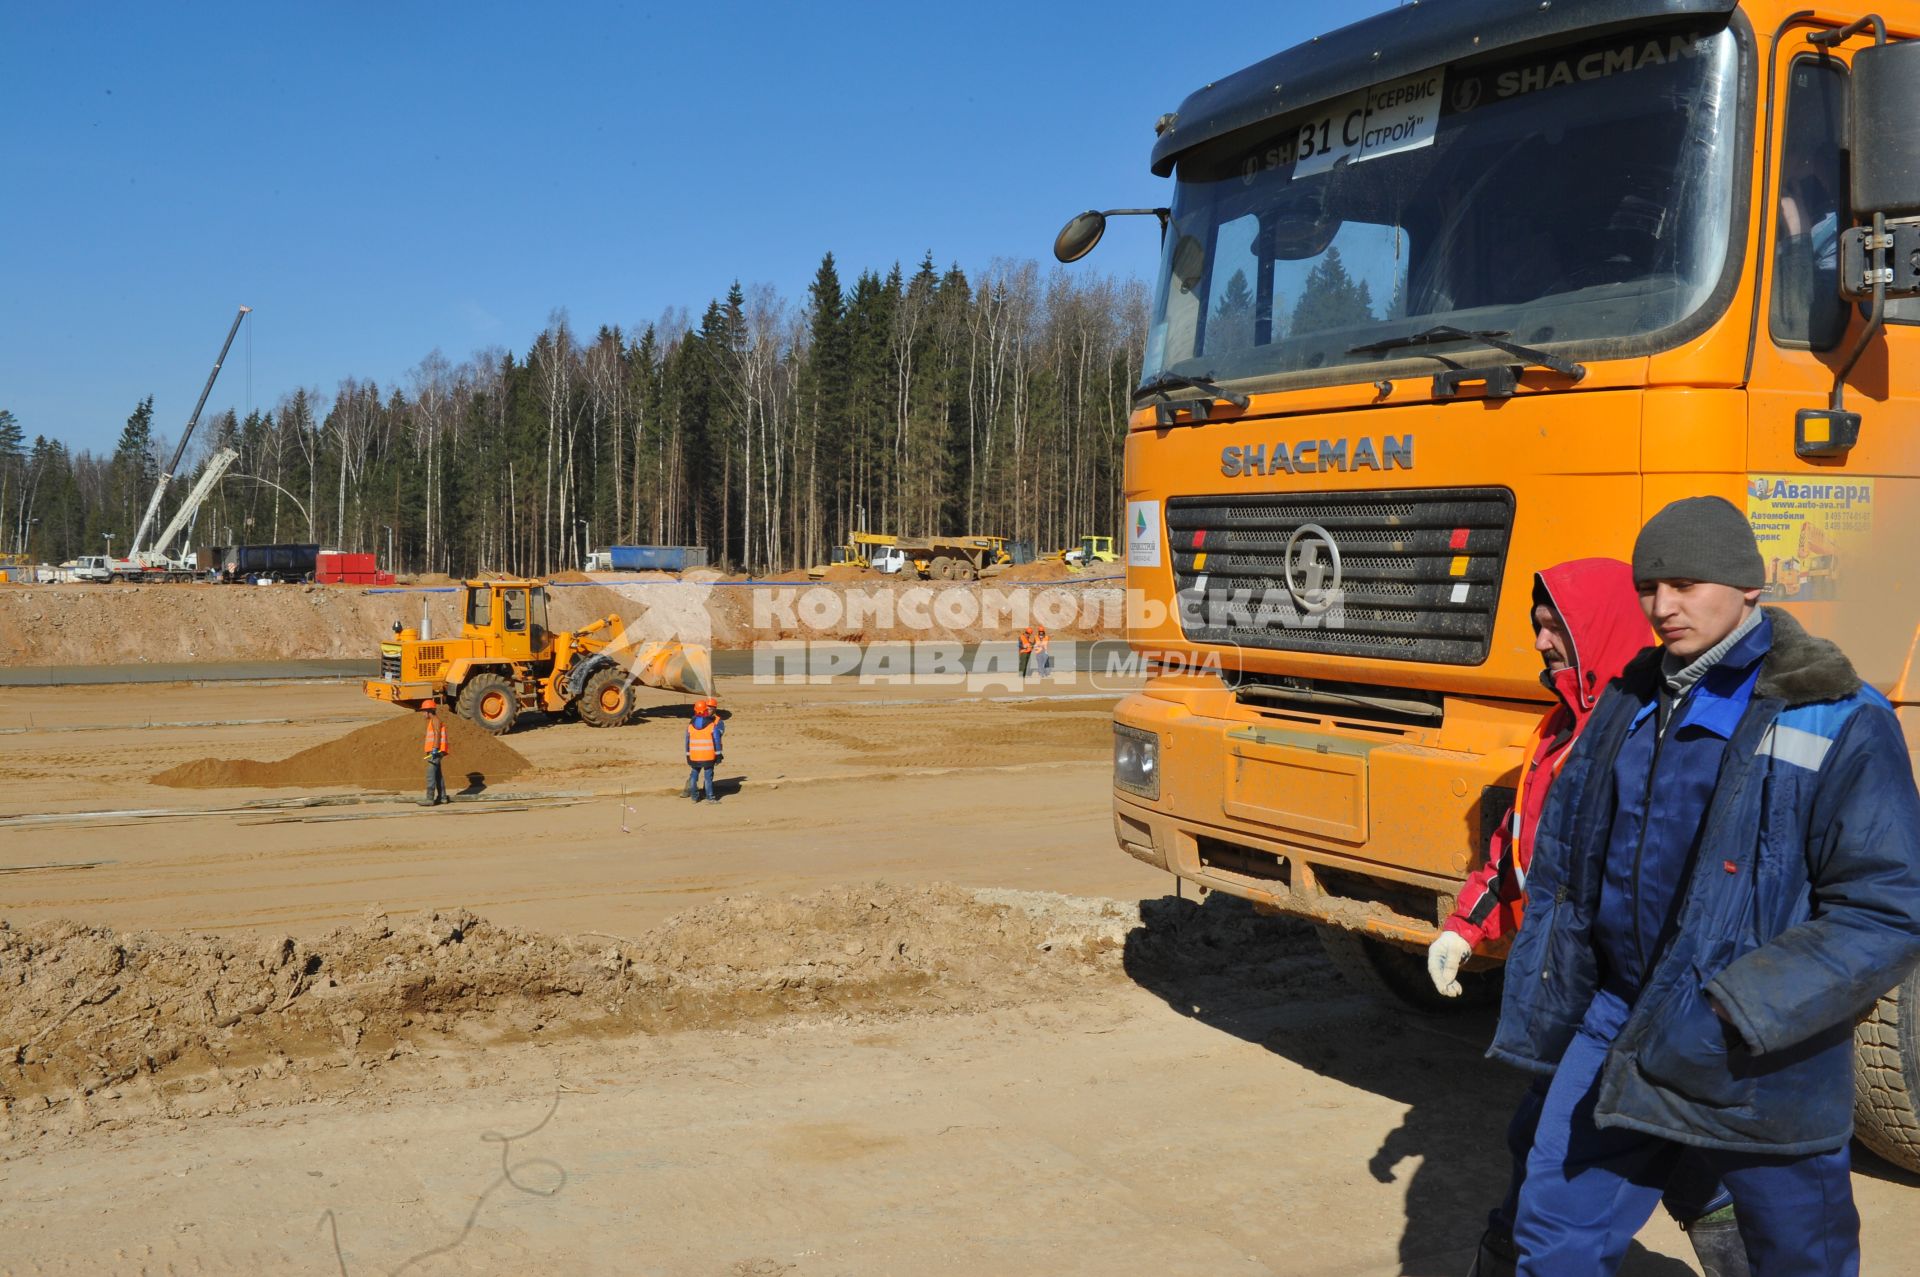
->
[0,885,1164,1117]
[151,712,531,792]
[994,559,1116,582]
[812,563,879,582]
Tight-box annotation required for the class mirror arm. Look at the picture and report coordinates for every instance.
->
[1809,14,1886,48]
[1101,207,1172,230]
[1830,214,1889,412]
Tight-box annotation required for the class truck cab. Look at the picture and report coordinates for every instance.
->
[67,556,113,583]
[1073,0,1920,1170]
[467,580,550,661]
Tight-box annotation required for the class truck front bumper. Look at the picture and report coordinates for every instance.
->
[364,679,438,707]
[1112,684,1536,947]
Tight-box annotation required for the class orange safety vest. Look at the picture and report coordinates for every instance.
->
[423,719,448,757]
[687,722,717,763]
[1033,628,1049,652]
[1018,627,1035,653]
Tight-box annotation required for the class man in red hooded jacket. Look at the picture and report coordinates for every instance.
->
[1431,559,1652,974]
[1427,560,1747,1277]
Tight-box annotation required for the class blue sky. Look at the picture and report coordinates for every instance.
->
[1,1,1393,453]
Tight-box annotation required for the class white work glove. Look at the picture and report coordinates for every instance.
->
[1427,930,1474,998]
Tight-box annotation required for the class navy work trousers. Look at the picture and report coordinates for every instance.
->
[687,762,715,801]
[1492,1075,1730,1237]
[1513,991,1859,1276]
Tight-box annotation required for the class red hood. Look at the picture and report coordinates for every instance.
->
[1534,557,1649,725]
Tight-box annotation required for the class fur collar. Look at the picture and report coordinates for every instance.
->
[1615,607,1861,707]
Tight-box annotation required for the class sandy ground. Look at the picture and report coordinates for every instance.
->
[2,673,1917,1274]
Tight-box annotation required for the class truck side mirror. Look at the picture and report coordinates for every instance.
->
[1053,207,1172,263]
[1849,38,1920,226]
[1808,27,1920,455]
[1054,211,1107,263]
[1839,37,1920,301]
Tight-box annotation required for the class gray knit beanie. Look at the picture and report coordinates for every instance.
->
[1632,496,1765,589]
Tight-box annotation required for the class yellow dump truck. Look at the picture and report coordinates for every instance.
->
[823,531,1012,580]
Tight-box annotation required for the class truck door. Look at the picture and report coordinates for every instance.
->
[499,587,534,661]
[528,586,550,651]
[1746,24,1920,692]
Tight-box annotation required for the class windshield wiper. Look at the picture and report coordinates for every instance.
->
[1133,371,1250,411]
[1346,325,1586,381]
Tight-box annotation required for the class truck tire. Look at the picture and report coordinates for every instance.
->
[578,667,636,728]
[1316,925,1501,1013]
[458,673,520,735]
[1855,967,1920,1173]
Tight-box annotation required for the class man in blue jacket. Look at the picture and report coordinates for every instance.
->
[1492,496,1920,1276]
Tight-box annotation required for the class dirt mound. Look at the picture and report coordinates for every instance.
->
[813,563,877,582]
[995,559,1121,582]
[151,711,531,792]
[0,577,1126,665]
[0,885,1144,1126]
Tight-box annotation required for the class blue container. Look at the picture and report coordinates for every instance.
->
[606,545,709,572]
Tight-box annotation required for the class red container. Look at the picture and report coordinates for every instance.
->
[316,552,384,584]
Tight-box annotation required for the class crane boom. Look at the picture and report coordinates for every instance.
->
[150,447,239,566]
[129,305,252,560]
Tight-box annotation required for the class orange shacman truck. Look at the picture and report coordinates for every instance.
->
[1061,0,1920,1171]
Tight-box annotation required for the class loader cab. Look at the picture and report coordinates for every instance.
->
[462,580,552,661]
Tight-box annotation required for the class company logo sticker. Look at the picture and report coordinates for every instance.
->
[1126,501,1162,568]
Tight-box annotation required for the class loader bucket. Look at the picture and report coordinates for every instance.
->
[626,640,713,698]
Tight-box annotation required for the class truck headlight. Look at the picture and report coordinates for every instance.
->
[1114,723,1159,800]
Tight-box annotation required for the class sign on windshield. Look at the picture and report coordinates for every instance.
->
[1291,70,1445,178]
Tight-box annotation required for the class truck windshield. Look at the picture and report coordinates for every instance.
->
[1144,23,1742,388]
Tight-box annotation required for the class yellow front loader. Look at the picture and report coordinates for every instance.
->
[365,578,712,734]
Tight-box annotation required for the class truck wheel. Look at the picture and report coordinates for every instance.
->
[1316,925,1501,1013]
[1855,966,1920,1173]
[458,673,519,734]
[578,667,636,728]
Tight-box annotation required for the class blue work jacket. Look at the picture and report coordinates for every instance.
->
[1591,618,1768,999]
[1490,609,1920,1154]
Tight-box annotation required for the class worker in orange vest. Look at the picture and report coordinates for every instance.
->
[420,699,450,806]
[1018,626,1036,677]
[1031,625,1052,679]
[685,697,724,804]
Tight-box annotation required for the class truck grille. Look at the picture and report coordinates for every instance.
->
[380,653,401,680]
[1167,487,1514,664]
